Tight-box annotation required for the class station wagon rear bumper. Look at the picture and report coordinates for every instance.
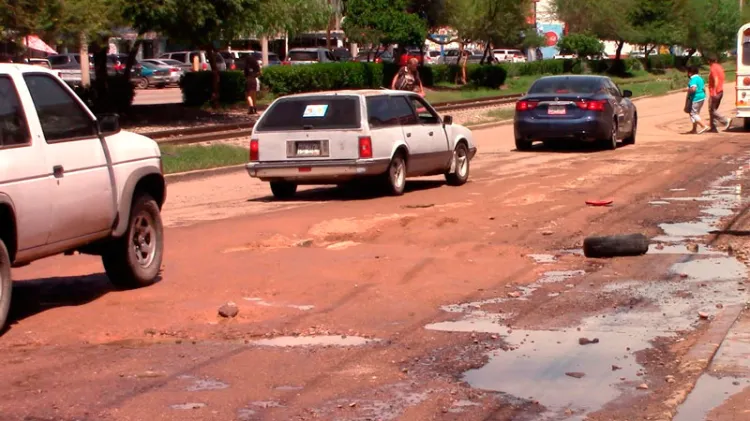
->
[246,158,391,183]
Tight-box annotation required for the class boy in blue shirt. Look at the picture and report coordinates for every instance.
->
[687,66,708,134]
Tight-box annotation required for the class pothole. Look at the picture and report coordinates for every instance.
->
[673,375,749,421]
[250,335,376,347]
[528,254,558,264]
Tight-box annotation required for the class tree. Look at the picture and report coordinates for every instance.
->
[678,0,741,58]
[626,0,681,62]
[125,0,328,106]
[443,0,532,57]
[342,0,427,50]
[554,0,636,60]
[558,33,604,58]
[0,0,62,54]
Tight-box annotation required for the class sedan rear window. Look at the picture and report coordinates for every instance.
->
[289,51,319,61]
[256,97,361,132]
[528,77,603,95]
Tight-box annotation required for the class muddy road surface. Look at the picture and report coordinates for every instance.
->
[2,90,750,421]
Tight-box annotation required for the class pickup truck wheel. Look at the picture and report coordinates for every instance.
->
[270,182,297,199]
[0,239,12,331]
[445,143,470,186]
[102,194,163,289]
[383,153,406,196]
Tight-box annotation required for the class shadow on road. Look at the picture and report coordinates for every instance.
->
[514,141,632,154]
[248,180,446,203]
[4,273,114,330]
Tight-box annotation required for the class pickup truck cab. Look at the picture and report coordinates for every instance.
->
[0,64,166,329]
[246,90,477,198]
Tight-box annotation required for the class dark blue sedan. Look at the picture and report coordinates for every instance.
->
[513,75,637,151]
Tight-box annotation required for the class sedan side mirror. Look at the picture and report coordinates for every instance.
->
[443,115,453,125]
[97,113,120,134]
[622,90,633,98]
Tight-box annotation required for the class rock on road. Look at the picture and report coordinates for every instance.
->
[2,88,750,421]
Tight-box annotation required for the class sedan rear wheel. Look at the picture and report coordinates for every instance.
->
[623,114,637,145]
[602,120,618,150]
[515,137,533,151]
[136,77,149,90]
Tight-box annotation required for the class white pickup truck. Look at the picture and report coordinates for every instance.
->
[0,64,166,329]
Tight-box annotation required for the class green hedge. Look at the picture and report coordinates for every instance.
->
[74,75,135,114]
[180,71,248,106]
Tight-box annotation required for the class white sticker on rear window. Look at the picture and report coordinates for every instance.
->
[303,104,329,118]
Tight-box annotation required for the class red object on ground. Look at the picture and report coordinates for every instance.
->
[586,199,614,206]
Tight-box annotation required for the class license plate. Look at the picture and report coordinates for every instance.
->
[295,141,321,156]
[548,105,567,115]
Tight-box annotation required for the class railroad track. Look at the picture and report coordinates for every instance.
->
[145,93,524,146]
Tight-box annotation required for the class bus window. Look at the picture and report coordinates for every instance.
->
[744,42,750,66]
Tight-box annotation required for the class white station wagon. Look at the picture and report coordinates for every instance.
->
[246,90,477,199]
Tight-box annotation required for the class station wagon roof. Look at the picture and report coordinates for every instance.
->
[277,89,413,99]
[0,63,56,76]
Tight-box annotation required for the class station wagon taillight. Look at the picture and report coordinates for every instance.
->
[250,139,259,161]
[358,136,373,159]
[516,100,538,111]
[576,99,607,112]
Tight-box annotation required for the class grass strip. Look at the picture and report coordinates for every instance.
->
[160,144,247,174]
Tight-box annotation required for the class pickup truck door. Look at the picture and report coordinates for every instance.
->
[403,95,452,175]
[0,73,54,250]
[22,73,116,245]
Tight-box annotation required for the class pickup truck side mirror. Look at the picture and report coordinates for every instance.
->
[443,115,453,125]
[97,113,120,134]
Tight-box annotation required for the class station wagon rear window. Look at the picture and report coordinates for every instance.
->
[255,97,361,132]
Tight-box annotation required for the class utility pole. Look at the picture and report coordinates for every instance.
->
[79,32,91,88]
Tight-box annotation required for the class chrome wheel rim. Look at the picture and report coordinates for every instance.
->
[611,124,617,147]
[456,148,468,177]
[391,159,405,190]
[131,212,156,268]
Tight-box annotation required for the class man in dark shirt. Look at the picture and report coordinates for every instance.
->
[244,55,262,115]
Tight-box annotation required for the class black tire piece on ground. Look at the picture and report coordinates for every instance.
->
[445,143,470,186]
[102,194,164,289]
[583,233,649,258]
[0,239,12,331]
[270,181,298,199]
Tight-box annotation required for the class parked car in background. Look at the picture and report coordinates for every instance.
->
[246,90,477,199]
[513,75,637,151]
[132,61,170,89]
[140,59,186,84]
[332,48,353,62]
[13,58,51,68]
[142,58,191,73]
[158,51,227,71]
[493,49,526,63]
[355,50,394,63]
[108,54,129,73]
[423,50,441,65]
[0,63,166,329]
[48,53,93,86]
[438,49,460,65]
[219,50,282,70]
[285,48,336,65]
[398,50,425,66]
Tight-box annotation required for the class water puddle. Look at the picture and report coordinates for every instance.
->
[539,270,586,284]
[243,297,315,311]
[275,385,304,391]
[186,378,229,392]
[649,201,671,206]
[529,254,558,264]
[647,244,725,256]
[670,257,747,282]
[171,402,206,410]
[251,335,376,347]
[673,375,748,421]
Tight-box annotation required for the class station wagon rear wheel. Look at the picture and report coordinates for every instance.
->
[0,239,12,331]
[445,143,470,186]
[270,181,298,199]
[384,154,406,196]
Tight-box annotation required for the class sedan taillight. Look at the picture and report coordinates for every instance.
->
[358,136,373,159]
[250,139,259,161]
[516,100,538,111]
[576,99,607,112]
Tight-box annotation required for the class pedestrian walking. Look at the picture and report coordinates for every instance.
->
[707,55,732,132]
[391,57,425,96]
[685,66,708,134]
[244,54,262,115]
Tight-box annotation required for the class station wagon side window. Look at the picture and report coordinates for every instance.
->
[408,96,440,125]
[23,74,96,142]
[0,76,31,148]
[366,96,399,128]
[390,96,418,126]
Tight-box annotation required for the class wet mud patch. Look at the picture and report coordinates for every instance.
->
[250,335,377,348]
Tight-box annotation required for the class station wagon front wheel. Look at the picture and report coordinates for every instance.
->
[384,154,406,196]
[445,143,470,186]
[0,239,12,332]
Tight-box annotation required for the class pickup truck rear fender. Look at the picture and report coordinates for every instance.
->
[112,166,166,238]
[0,194,18,262]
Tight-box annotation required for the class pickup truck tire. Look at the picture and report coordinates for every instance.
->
[270,182,297,199]
[0,239,11,330]
[102,194,163,289]
[383,153,406,196]
[445,143,470,186]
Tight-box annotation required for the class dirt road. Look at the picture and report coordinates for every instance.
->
[2,89,750,421]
